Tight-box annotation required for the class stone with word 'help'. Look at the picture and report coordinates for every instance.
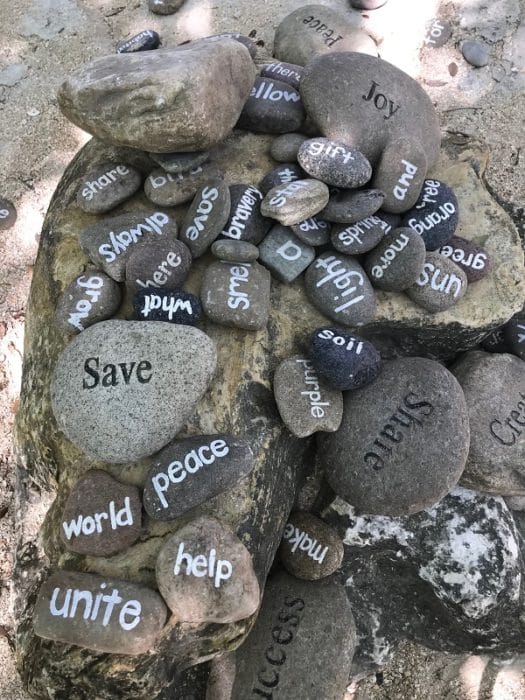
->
[221,184,272,244]
[125,238,192,295]
[55,272,121,335]
[270,132,308,162]
[297,138,372,188]
[237,78,305,134]
[148,150,209,174]
[51,320,216,463]
[133,289,202,326]
[180,180,231,257]
[211,239,259,262]
[371,137,428,213]
[438,235,491,283]
[279,512,343,580]
[144,163,222,207]
[321,188,384,224]
[330,214,390,255]
[364,227,426,292]
[116,29,161,54]
[401,179,458,250]
[261,61,303,90]
[291,216,331,246]
[261,178,329,226]
[258,225,315,283]
[259,163,304,194]
[406,252,468,313]
[76,162,142,214]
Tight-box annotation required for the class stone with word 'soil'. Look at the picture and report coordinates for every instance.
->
[258,225,315,283]
[125,238,192,295]
[55,271,121,335]
[133,289,202,325]
[180,180,231,257]
[261,178,329,226]
[237,77,305,134]
[401,179,458,250]
[364,227,426,292]
[278,512,343,580]
[406,252,467,312]
[221,184,272,244]
[76,161,142,214]
[297,138,372,188]
[321,188,384,224]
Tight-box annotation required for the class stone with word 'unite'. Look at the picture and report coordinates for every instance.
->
[144,162,222,207]
[221,184,272,245]
[259,162,304,194]
[148,149,209,174]
[55,271,121,335]
[76,161,142,214]
[261,61,303,90]
[125,238,192,296]
[297,138,372,189]
[261,178,329,226]
[258,225,315,283]
[321,188,384,224]
[438,235,491,283]
[270,132,308,162]
[330,214,390,255]
[406,252,468,313]
[180,180,231,257]
[133,289,202,326]
[291,215,331,246]
[401,179,458,250]
[211,239,259,263]
[364,227,426,292]
[155,516,260,623]
[318,357,470,516]
[116,29,161,54]
[237,77,305,134]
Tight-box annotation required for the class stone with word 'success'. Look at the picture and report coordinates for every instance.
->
[270,132,308,162]
[297,138,372,188]
[211,239,259,262]
[364,227,426,292]
[237,77,305,134]
[51,320,217,463]
[438,235,491,282]
[133,289,202,325]
[321,188,384,224]
[155,516,260,623]
[144,163,222,207]
[148,150,209,174]
[0,197,17,230]
[76,161,141,214]
[125,238,192,295]
[258,225,315,283]
[371,137,427,213]
[55,272,121,335]
[330,214,390,255]
[291,216,331,246]
[261,178,329,226]
[180,180,231,257]
[401,179,458,250]
[406,252,468,313]
[221,184,272,244]
[261,61,303,89]
[116,29,161,53]
[259,162,304,194]
[279,512,343,580]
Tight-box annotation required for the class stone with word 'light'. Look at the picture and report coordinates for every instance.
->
[330,214,390,255]
[55,271,121,335]
[133,289,202,325]
[221,184,272,245]
[258,225,315,283]
[237,78,305,134]
[261,178,329,226]
[406,252,468,313]
[297,138,372,188]
[401,179,458,250]
[279,511,343,580]
[364,227,426,292]
[321,188,384,224]
[125,238,192,296]
[144,163,222,207]
[180,180,231,257]
[76,161,142,214]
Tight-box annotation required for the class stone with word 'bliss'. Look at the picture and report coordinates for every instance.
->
[297,138,372,188]
[401,179,458,250]
[155,516,259,623]
[371,137,427,213]
[258,225,315,283]
[321,188,384,224]
[125,238,192,296]
[0,197,17,230]
[438,235,491,282]
[76,161,141,214]
[148,149,209,174]
[261,61,303,90]
[364,227,426,292]
[133,289,202,326]
[504,317,525,361]
[261,178,329,226]
[180,180,231,257]
[270,132,308,162]
[144,163,222,207]
[406,252,468,313]
[279,512,343,580]
[237,78,305,134]
[221,184,272,245]
[211,239,259,263]
[291,216,331,246]
[55,271,121,335]
[330,214,390,255]
[116,29,161,54]
[259,163,304,194]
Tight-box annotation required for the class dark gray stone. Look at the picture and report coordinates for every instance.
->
[297,138,372,188]
[180,180,231,257]
[291,216,331,246]
[462,40,490,67]
[76,162,142,214]
[125,238,192,295]
[270,132,308,162]
[133,289,202,325]
[258,225,315,283]
[321,188,384,224]
[371,137,427,213]
[406,252,468,313]
[330,214,390,255]
[211,239,259,262]
[237,77,305,134]
[116,30,161,53]
[261,61,303,89]
[504,317,525,361]
[351,0,387,7]
[144,162,222,207]
[261,178,329,226]
[0,197,17,230]
[364,227,426,292]
[438,235,491,282]
[423,18,452,48]
[279,512,344,580]
[148,150,209,174]
[221,184,272,244]
[259,162,304,194]
[55,271,121,334]
[481,327,511,353]
[401,179,459,250]
[148,0,184,14]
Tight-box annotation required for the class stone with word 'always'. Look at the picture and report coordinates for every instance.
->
[221,184,272,244]
[76,162,142,214]
[258,225,315,283]
[80,210,178,282]
[401,179,458,250]
[291,216,330,246]
[133,289,202,325]
[270,132,308,162]
[406,252,468,313]
[318,357,470,516]
[297,138,372,189]
[33,570,167,655]
[0,197,17,230]
[259,162,304,194]
[261,178,329,226]
[261,61,303,89]
[116,29,161,54]
[504,317,525,361]
[438,235,491,282]
[364,227,426,292]
[156,516,260,623]
[330,214,390,255]
[279,511,343,580]
[144,163,222,207]
[211,239,259,262]
[237,78,305,134]
[148,150,209,174]
[274,356,343,438]
[60,470,142,556]
[125,238,192,295]
[424,18,452,48]
[180,180,231,257]
[55,272,121,335]
[143,434,255,520]
[51,320,216,463]
[371,137,427,214]
[321,187,384,224]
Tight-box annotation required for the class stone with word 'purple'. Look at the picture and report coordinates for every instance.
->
[144,163,222,207]
[330,214,390,255]
[76,162,142,214]
[291,216,331,246]
[125,238,192,296]
[401,179,458,250]
[258,225,315,283]
[259,163,304,194]
[221,184,272,245]
[180,180,231,257]
[279,511,344,580]
[116,29,161,53]
[438,235,491,282]
[321,188,384,224]
[133,289,202,326]
[406,252,468,313]
[237,77,305,134]
[261,61,303,89]
[364,227,426,292]
[261,178,329,226]
[55,271,121,335]
[297,138,372,189]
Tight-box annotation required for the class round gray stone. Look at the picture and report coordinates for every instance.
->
[261,178,329,226]
[180,180,231,257]
[144,162,222,207]
[279,511,344,580]
[321,187,384,224]
[211,239,259,262]
[330,214,390,255]
[55,271,121,334]
[270,132,308,162]
[76,162,142,214]
[125,238,192,295]
[406,252,468,313]
[291,216,331,246]
[364,227,426,292]
[0,197,17,230]
[462,40,490,67]
[297,138,372,188]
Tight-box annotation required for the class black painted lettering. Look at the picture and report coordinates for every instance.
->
[362,80,379,102]
[265,645,286,666]
[83,357,100,389]
[404,393,434,415]
[284,596,305,611]
[257,668,279,688]
[136,360,153,384]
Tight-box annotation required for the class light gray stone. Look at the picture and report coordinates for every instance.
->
[261,178,329,226]
[297,138,372,188]
[258,225,315,283]
[462,40,490,67]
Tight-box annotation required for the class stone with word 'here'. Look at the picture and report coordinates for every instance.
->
[55,271,121,335]
[125,238,192,296]
[143,434,255,520]
[372,137,428,214]
[364,227,426,292]
[133,289,202,326]
[261,178,329,226]
[258,225,315,283]
[330,214,390,255]
[318,357,470,516]
[148,149,209,174]
[221,184,272,245]
[155,516,259,623]
[401,179,458,250]
[60,470,142,557]
[291,216,331,246]
[180,180,231,257]
[237,77,305,134]
[438,235,491,283]
[51,320,216,463]
[259,162,304,194]
[297,138,372,188]
[279,512,343,580]
[144,162,222,207]
[76,161,142,214]
[406,252,468,313]
[321,188,384,224]
[33,570,167,655]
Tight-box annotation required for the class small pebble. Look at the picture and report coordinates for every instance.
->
[116,30,161,53]
[462,40,490,68]
[331,214,390,255]
[438,236,491,282]
[180,180,231,257]
[148,0,184,15]
[423,19,452,48]
[0,197,17,230]
[401,179,459,250]
[125,238,192,295]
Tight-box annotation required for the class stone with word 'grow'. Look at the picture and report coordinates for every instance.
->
[261,178,329,226]
[221,184,272,244]
[438,235,491,282]
[321,188,384,224]
[258,225,315,283]
[180,180,231,257]
[55,272,121,335]
[211,239,259,262]
[261,61,303,89]
[76,161,142,214]
[125,238,192,296]
[297,138,372,188]
[279,512,343,580]
[148,149,209,174]
[144,163,222,207]
[401,179,458,250]
[291,216,331,246]
[133,289,202,326]
[371,136,428,214]
[237,78,305,134]
[406,252,468,313]
[364,227,426,292]
[330,214,390,255]
[259,162,304,194]
[270,132,308,162]
[116,29,161,54]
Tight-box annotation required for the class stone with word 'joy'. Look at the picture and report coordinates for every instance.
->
[259,162,304,194]
[33,570,167,655]
[261,179,329,226]
[211,239,259,263]
[330,214,390,255]
[423,18,452,48]
[270,132,308,162]
[364,227,426,292]
[318,357,470,516]
[125,238,192,296]
[237,78,305,134]
[148,150,209,174]
[438,235,491,282]
[273,356,343,438]
[452,351,525,495]
[258,225,315,283]
[180,180,231,257]
[321,188,384,224]
[0,197,17,230]
[504,317,525,361]
[406,252,468,313]
[116,29,161,54]
[279,512,343,580]
[200,260,271,331]
[261,61,303,89]
[133,289,202,325]
[401,179,458,250]
[221,184,272,244]
[297,138,372,189]
[371,137,428,213]
[304,251,376,327]
[144,163,222,207]
[80,210,178,282]
[55,272,121,335]
[291,216,331,246]
[51,320,216,463]
[308,327,381,391]
[143,434,255,520]
[60,470,142,556]
[156,516,260,623]
[76,162,142,214]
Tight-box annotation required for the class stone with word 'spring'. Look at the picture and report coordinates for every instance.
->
[144,163,222,207]
[125,238,192,296]
[258,225,315,283]
[180,180,231,257]
[438,236,491,282]
[273,355,343,437]
[133,289,202,325]
[364,227,426,292]
[148,150,209,174]
[321,188,384,224]
[291,216,331,246]
[259,162,304,194]
[270,132,308,162]
[401,179,458,250]
[330,214,390,255]
[504,317,525,361]
[371,137,427,214]
[318,357,470,516]
[0,197,17,230]
[261,61,303,89]
[261,178,329,226]
[51,320,216,463]
[34,571,167,655]
[211,239,259,262]
[143,435,254,520]
[55,272,121,335]
[297,138,372,188]
[406,252,467,313]
[60,470,142,556]
[221,184,272,244]
[279,512,343,580]
[237,78,305,134]
[76,162,142,214]
[155,516,260,623]
[116,29,161,54]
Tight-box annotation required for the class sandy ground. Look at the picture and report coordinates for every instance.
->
[0,0,524,698]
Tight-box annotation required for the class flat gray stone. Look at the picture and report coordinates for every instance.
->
[261,178,329,226]
[125,238,192,295]
[55,271,121,334]
[258,225,315,283]
[144,163,222,207]
[279,512,343,580]
[438,235,491,282]
[0,197,17,230]
[331,213,390,255]
[270,132,308,162]
[291,216,331,246]
[76,162,141,214]
[406,252,468,313]
[371,137,427,213]
[211,239,259,262]
[321,188,384,224]
[297,138,372,188]
[180,180,231,257]
[364,227,426,292]
[148,150,209,174]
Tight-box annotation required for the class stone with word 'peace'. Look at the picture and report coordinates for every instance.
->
[116,29,161,54]
[211,239,259,263]
[259,163,304,194]
[125,238,192,296]
[371,137,427,213]
[318,357,470,516]
[438,235,491,282]
[279,512,344,580]
[261,179,329,226]
[330,214,390,255]
[364,227,426,292]
[156,516,260,623]
[261,61,303,90]
[51,320,217,463]
[291,215,331,246]
[258,225,315,283]
[180,180,231,257]
[406,252,468,313]
[221,184,272,245]
[144,162,222,207]
[237,78,305,134]
[76,162,142,214]
[297,138,372,189]
[55,271,121,335]
[401,179,458,250]
[0,197,17,230]
[148,149,209,174]
[504,317,525,361]
[321,188,384,224]
[133,289,202,326]
[270,132,308,162]
[143,434,255,520]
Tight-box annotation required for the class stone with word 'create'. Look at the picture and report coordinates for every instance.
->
[55,272,121,335]
[125,238,192,295]
[279,511,344,580]
[180,180,231,257]
[76,161,142,214]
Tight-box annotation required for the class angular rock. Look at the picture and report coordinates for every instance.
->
[133,289,202,325]
[406,252,468,313]
[144,162,222,207]
[438,235,491,282]
[364,227,426,292]
[261,61,303,89]
[331,214,390,255]
[55,271,121,334]
[297,138,372,188]
[125,238,192,295]
[180,180,231,257]
[504,317,525,361]
[148,150,209,174]
[116,29,161,54]
[270,132,308,162]
[258,225,315,283]
[371,137,427,213]
[76,162,141,214]
[148,0,184,14]
[321,188,384,224]
[401,179,459,250]
[279,512,344,580]
[211,239,259,262]
[291,216,331,246]
[237,78,305,134]
[261,179,329,226]
[259,162,304,194]
[0,197,17,230]
[221,184,271,244]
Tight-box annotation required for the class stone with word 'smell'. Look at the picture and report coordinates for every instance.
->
[371,137,427,213]
[438,236,491,282]
[258,225,315,283]
[55,272,121,335]
[221,184,272,244]
[125,238,192,295]
[261,178,329,226]
[148,150,209,174]
[211,239,259,262]
[34,570,167,655]
[279,512,344,580]
[180,180,231,257]
[261,61,303,89]
[0,197,17,230]
[291,216,331,246]
[270,132,308,162]
[406,252,468,313]
[423,18,452,48]
[155,516,260,623]
[401,179,458,250]
[237,78,305,134]
[273,356,343,437]
[364,227,426,292]
[297,138,372,188]
[51,320,217,463]
[504,317,525,361]
[60,470,142,556]
[144,163,222,207]
[259,162,304,194]
[116,29,161,54]
[318,357,470,516]
[321,188,384,224]
[133,289,202,325]
[143,435,255,520]
[76,162,142,214]
[330,214,390,255]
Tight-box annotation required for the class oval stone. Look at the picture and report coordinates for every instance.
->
[76,162,142,214]
[331,214,390,255]
[260,61,303,89]
[221,184,272,244]
[279,512,344,580]
[438,235,491,282]
[401,179,459,250]
[0,197,17,230]
[116,29,161,53]
[180,180,231,257]
[259,162,304,194]
[406,252,468,313]
[237,77,305,134]
[321,188,384,224]
[291,216,331,246]
[55,271,121,334]
[261,178,329,226]
[270,132,308,162]
[371,137,427,214]
[144,163,222,207]
[125,238,192,295]
[258,225,315,283]
[297,138,372,188]
[364,227,426,292]
[133,289,202,326]
[211,239,259,262]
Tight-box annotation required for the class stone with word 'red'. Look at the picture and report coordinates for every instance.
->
[143,434,255,520]
[116,29,161,54]
[372,136,428,214]
[308,327,381,391]
[304,251,376,327]
[211,239,259,263]
[148,149,209,174]
[125,238,192,296]
[258,225,315,283]
[406,252,468,313]
[200,260,271,331]
[259,162,304,194]
[55,271,121,335]
[261,178,329,226]
[60,470,141,557]
[297,138,372,188]
[452,351,525,495]
[80,210,178,282]
[318,357,470,516]
[0,197,17,230]
[270,132,308,162]
[401,179,458,250]
[133,289,202,326]
[237,77,305,134]
[273,356,343,438]
[321,188,384,224]
[144,163,222,207]
[76,162,142,214]
[330,214,390,255]
[155,516,260,624]
[180,180,231,257]
[279,511,343,580]
[504,317,525,361]
[364,227,426,292]
[33,570,167,655]
[51,320,216,463]
[261,61,303,90]
[291,216,331,246]
[221,184,272,244]
[438,235,491,282]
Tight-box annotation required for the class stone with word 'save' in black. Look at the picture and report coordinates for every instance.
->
[331,214,390,255]
[221,184,272,245]
[0,197,17,230]
[125,238,192,295]
[371,136,428,213]
[211,239,259,262]
[133,289,202,325]
[438,236,491,282]
[318,357,470,516]
[55,271,121,335]
[321,188,384,224]
[504,317,525,361]
[76,162,142,214]
[155,516,260,624]
[364,227,426,292]
[259,162,304,194]
[180,180,231,257]
[237,77,305,134]
[261,178,329,226]
[148,149,209,174]
[406,252,468,313]
[270,132,308,162]
[258,225,315,283]
[291,216,331,246]
[401,179,458,250]
[261,61,303,89]
[144,162,222,207]
[143,435,255,520]
[297,138,372,188]
[116,29,161,53]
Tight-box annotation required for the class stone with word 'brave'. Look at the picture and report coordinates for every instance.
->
[291,216,331,246]
[279,512,344,580]
[116,29,161,54]
[406,252,468,313]
[330,214,390,255]
[144,163,222,207]
[258,225,315,283]
[125,238,192,295]
[261,178,329,226]
[51,320,217,463]
[76,161,142,214]
[372,137,428,214]
[211,239,259,262]
[438,235,491,283]
[221,184,272,244]
[148,149,209,174]
[55,271,121,335]
[237,78,305,134]
[364,227,426,292]
[321,188,384,224]
[180,180,231,257]
[259,162,304,194]
[133,289,202,325]
[297,138,372,188]
[261,61,303,90]
[401,179,458,250]
[270,132,308,162]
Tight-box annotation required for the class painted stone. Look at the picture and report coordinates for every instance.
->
[364,227,426,292]
[237,78,305,134]
[144,163,222,207]
[371,137,427,214]
[261,179,329,226]
[76,162,141,214]
[259,162,304,194]
[116,30,161,54]
[291,216,331,246]
[125,238,192,295]
[133,289,202,325]
[258,225,315,283]
[297,138,372,188]
[321,188,384,224]
[0,197,17,230]
[260,61,303,89]
[406,252,468,313]
[180,180,231,257]
[221,184,272,244]
[401,179,459,250]
[55,272,121,334]
[438,235,491,282]
[330,214,390,255]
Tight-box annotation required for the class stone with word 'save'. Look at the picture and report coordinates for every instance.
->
[424,18,452,48]
[321,187,384,224]
[437,235,491,282]
[133,289,202,326]
[60,470,142,557]
[51,320,217,463]
[258,225,315,283]
[308,327,382,391]
[261,178,329,226]
[76,162,142,214]
[401,179,458,250]
[297,138,372,188]
[221,184,272,245]
[143,435,255,520]
[125,238,192,296]
[180,180,231,257]
[33,570,167,655]
[462,40,490,68]
[148,149,209,174]
[148,0,184,14]
[270,132,308,162]
[155,516,260,623]
[331,214,390,255]
[406,252,468,313]
[504,317,525,361]
[371,137,427,213]
[364,227,426,292]
[116,29,161,53]
[211,239,259,262]
[304,251,376,327]
[261,61,303,89]
[273,356,343,438]
[291,216,331,246]
[144,162,222,207]
[55,272,121,335]
[259,162,304,194]
[318,357,470,516]
[237,77,305,134]
[0,197,17,230]
[278,512,344,580]
[80,210,178,282]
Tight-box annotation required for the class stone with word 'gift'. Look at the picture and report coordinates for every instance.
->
[406,252,468,313]
[51,320,216,463]
[291,216,331,246]
[364,227,426,292]
[261,61,303,89]
[156,516,260,623]
[237,78,305,134]
[438,235,491,282]
[133,289,202,326]
[279,512,343,580]
[76,162,142,214]
[211,239,259,263]
[330,214,390,255]
[504,317,525,361]
[144,163,222,207]
[258,225,315,283]
[55,271,121,335]
[148,149,209,174]
[261,179,329,226]
[180,180,231,257]
[116,29,161,54]
[401,179,458,250]
[297,138,372,188]
[321,188,384,224]
[372,137,427,213]
[270,132,308,162]
[221,184,272,245]
[125,238,192,295]
[259,163,304,194]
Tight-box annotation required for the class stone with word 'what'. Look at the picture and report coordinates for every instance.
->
[330,214,390,255]
[364,227,426,292]
[270,132,308,162]
[51,320,216,463]
[133,289,202,325]
[55,272,121,335]
[259,162,304,194]
[406,252,468,313]
[297,138,372,188]
[258,225,315,283]
[261,178,329,226]
[237,78,305,134]
[211,239,259,263]
[180,180,231,257]
[401,179,458,250]
[261,62,303,90]
[76,161,142,214]
[279,512,343,580]
[291,216,331,246]
[221,184,272,244]
[321,188,384,224]
[125,238,192,295]
[438,235,491,283]
[116,29,161,54]
[144,163,222,207]
[372,137,428,214]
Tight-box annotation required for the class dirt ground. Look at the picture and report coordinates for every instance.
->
[0,0,524,698]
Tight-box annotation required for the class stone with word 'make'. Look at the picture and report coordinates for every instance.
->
[144,163,222,207]
[321,188,384,224]
[291,216,331,246]
[270,132,308,162]
[304,251,376,327]
[221,184,272,245]
[0,197,17,230]
[279,512,343,580]
[60,470,142,556]
[133,289,202,325]
[438,236,491,282]
[125,238,192,295]
[180,180,231,257]
[274,356,343,438]
[371,137,427,213]
[401,179,458,250]
[143,435,254,520]
[237,78,305,134]
[156,516,260,623]
[504,317,525,361]
[297,138,372,188]
[318,357,470,516]
[148,150,209,174]
[406,252,468,313]
[116,29,161,53]
[258,225,315,283]
[364,227,426,292]
[76,162,142,214]
[80,210,178,282]
[211,239,259,262]
[261,179,329,226]
[259,163,304,194]
[423,18,452,48]
[34,570,167,655]
[261,61,303,89]
[51,320,216,463]
[55,272,121,335]
[148,0,184,15]
[330,214,390,255]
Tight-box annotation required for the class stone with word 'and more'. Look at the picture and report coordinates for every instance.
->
[437,235,491,283]
[261,178,329,226]
[372,136,428,214]
[401,179,458,250]
[125,238,192,296]
[259,162,304,195]
[180,180,231,257]
[330,214,390,255]
[364,227,426,292]
[321,188,384,225]
[258,225,315,283]
[406,252,468,313]
[291,215,331,246]
[144,162,222,207]
[76,161,142,214]
[237,77,305,134]
[297,138,372,189]
[133,289,202,326]
[221,184,272,245]
[55,271,121,335]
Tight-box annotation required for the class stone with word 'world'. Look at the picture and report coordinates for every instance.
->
[322,188,384,224]
[406,252,468,313]
[125,238,192,296]
[55,271,121,335]
[261,178,329,226]
[133,289,202,325]
[76,161,142,214]
[371,137,428,213]
[330,214,390,255]
[180,180,231,257]
[279,512,343,580]
[270,132,308,162]
[144,163,222,207]
[259,162,304,194]
[211,239,259,262]
[237,78,305,134]
[261,61,303,90]
[291,216,331,246]
[364,227,426,292]
[401,179,458,250]
[148,149,209,174]
[297,138,372,189]
[504,317,525,361]
[221,184,272,244]
[258,225,315,283]
[116,29,161,54]
[438,235,491,283]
